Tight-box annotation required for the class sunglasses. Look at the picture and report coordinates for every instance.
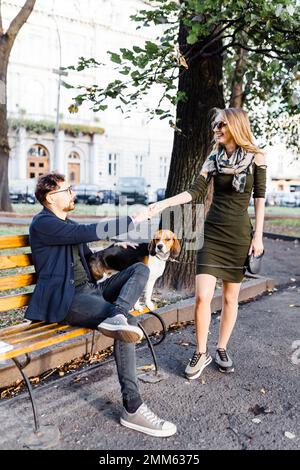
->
[50,185,74,196]
[212,120,227,130]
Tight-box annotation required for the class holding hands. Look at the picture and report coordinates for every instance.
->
[131,201,167,225]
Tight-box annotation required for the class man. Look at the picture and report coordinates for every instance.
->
[26,172,176,438]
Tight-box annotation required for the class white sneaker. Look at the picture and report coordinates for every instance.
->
[98,314,143,343]
[120,403,177,437]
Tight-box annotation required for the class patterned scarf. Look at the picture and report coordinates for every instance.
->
[201,145,256,193]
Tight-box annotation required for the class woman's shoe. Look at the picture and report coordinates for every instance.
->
[215,348,234,373]
[185,351,212,380]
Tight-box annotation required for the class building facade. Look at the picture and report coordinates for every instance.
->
[4,0,173,194]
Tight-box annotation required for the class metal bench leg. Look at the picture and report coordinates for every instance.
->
[137,322,159,374]
[12,355,60,449]
[13,356,40,433]
[137,310,167,375]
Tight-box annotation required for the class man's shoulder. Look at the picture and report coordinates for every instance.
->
[30,207,53,227]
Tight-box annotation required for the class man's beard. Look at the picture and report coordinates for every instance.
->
[64,201,75,212]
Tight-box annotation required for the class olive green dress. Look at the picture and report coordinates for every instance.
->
[186,161,267,283]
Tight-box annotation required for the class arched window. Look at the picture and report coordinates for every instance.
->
[27,144,49,179]
[68,151,80,184]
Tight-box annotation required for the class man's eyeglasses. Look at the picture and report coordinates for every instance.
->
[212,120,227,130]
[49,185,73,196]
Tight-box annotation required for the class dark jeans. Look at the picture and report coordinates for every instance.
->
[63,262,150,406]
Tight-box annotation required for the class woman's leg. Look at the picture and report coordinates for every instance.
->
[194,273,217,353]
[217,280,242,349]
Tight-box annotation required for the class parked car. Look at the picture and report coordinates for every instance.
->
[9,191,36,204]
[281,192,298,208]
[265,192,276,207]
[87,190,116,205]
[115,177,149,205]
[73,185,99,204]
[156,188,166,201]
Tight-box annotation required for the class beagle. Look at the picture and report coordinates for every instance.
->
[89,229,181,311]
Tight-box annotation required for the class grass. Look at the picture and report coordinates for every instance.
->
[6,203,144,217]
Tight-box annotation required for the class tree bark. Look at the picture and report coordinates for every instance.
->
[158,22,225,292]
[0,0,36,212]
[229,46,248,108]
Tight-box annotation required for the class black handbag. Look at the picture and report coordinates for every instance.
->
[246,250,265,274]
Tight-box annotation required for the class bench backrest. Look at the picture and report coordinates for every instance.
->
[0,235,35,314]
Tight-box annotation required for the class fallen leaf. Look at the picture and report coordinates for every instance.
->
[249,404,265,415]
[284,431,296,439]
[252,418,261,424]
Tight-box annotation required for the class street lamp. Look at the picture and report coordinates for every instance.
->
[50,11,68,171]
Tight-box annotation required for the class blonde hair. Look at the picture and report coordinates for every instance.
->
[212,107,262,155]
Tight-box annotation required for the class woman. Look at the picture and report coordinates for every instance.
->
[140,108,267,379]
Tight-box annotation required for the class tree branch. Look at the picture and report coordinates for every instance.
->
[234,42,298,60]
[0,0,3,35]
[6,0,36,39]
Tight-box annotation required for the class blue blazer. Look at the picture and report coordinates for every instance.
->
[25,207,133,323]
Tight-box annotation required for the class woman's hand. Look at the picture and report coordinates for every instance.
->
[148,201,167,217]
[114,242,138,249]
[131,206,151,225]
[248,233,264,257]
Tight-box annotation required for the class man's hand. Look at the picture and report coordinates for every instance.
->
[114,241,138,249]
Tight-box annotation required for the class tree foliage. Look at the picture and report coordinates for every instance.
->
[66,0,300,147]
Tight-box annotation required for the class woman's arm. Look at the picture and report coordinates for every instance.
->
[155,191,192,211]
[249,154,267,256]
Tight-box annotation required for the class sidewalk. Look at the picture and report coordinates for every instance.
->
[0,237,299,450]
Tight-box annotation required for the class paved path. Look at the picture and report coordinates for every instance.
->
[0,237,299,450]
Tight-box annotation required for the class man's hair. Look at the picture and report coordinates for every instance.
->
[35,172,65,205]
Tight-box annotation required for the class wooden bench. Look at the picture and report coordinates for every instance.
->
[0,234,166,446]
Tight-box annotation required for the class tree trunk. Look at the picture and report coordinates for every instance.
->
[0,0,37,211]
[0,38,12,212]
[158,22,225,292]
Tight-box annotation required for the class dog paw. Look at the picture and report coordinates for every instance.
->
[145,300,156,311]
[134,301,144,312]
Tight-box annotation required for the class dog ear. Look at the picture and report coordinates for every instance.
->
[148,239,156,256]
[171,237,181,258]
[89,254,106,280]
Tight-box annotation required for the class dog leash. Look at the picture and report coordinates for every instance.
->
[167,259,247,269]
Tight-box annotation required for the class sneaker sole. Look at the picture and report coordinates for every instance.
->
[120,418,177,437]
[99,325,143,343]
[185,355,212,380]
[218,366,235,373]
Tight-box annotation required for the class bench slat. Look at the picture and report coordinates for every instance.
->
[0,293,31,312]
[0,235,29,250]
[0,322,60,339]
[7,325,72,345]
[0,326,92,361]
[0,273,36,292]
[0,254,33,270]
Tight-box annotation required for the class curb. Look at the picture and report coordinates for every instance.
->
[263,232,300,242]
[0,276,275,389]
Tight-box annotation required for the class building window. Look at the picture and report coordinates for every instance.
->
[108,153,118,176]
[27,144,49,179]
[28,144,47,157]
[160,156,168,178]
[135,155,143,177]
[68,151,80,185]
